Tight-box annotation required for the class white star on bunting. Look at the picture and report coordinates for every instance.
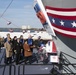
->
[52,19,55,23]
[60,20,64,26]
[71,21,76,27]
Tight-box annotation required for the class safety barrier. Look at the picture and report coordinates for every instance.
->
[0,65,16,75]
[0,51,76,75]
[0,64,76,75]
[59,51,76,74]
[0,49,5,64]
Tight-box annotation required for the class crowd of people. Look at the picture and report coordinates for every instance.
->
[3,33,57,65]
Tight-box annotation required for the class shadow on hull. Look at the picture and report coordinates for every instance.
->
[55,33,76,52]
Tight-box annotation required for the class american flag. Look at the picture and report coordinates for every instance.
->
[45,6,76,38]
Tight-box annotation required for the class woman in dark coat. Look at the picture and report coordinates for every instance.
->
[19,35,24,59]
[15,38,22,65]
[12,36,17,59]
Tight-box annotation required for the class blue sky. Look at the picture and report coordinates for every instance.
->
[0,0,43,28]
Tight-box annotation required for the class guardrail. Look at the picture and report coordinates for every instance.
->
[0,64,76,75]
[0,48,5,64]
[0,65,16,75]
[59,51,76,74]
[0,51,76,75]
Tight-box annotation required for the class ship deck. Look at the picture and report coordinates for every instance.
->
[0,48,54,75]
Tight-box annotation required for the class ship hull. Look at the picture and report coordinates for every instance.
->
[53,33,76,73]
[41,0,76,59]
[54,33,76,63]
[40,0,76,73]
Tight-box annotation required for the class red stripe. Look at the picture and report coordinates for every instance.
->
[52,24,76,38]
[52,23,76,32]
[52,41,57,53]
[47,13,76,20]
[54,30,76,38]
[46,6,76,12]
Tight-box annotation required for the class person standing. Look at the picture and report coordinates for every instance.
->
[15,38,21,65]
[12,36,17,60]
[4,33,12,64]
[27,35,34,52]
[19,35,24,59]
[35,36,43,51]
[23,40,32,64]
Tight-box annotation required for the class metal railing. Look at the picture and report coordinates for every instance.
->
[0,48,5,64]
[0,51,76,75]
[18,64,61,75]
[59,51,76,74]
[0,64,76,75]
[0,65,16,75]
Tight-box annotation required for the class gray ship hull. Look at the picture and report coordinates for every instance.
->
[54,33,76,63]
[41,0,76,59]
[53,33,76,73]
[36,0,76,73]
